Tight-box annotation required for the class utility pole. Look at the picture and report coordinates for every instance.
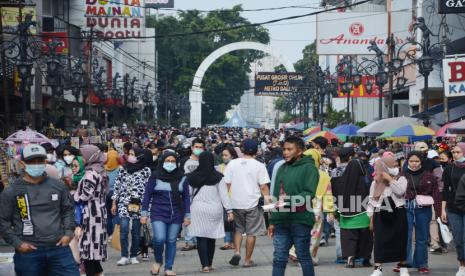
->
[0,6,10,134]
[442,14,449,123]
[387,0,394,118]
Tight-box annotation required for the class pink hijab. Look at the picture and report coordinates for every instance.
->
[372,155,397,200]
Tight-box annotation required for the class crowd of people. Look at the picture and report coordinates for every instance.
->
[0,125,464,276]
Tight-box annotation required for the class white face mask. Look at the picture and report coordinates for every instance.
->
[64,155,75,165]
[46,153,56,163]
[388,167,399,176]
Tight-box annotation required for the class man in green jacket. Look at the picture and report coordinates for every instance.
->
[268,136,319,276]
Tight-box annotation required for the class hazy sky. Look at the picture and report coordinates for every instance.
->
[158,0,322,64]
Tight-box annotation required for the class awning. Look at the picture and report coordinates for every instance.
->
[412,97,465,123]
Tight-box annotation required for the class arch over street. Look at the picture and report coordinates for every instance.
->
[189,42,295,127]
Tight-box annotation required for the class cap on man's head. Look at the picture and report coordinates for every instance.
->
[242,139,258,155]
[427,150,439,159]
[414,142,429,152]
[21,144,47,161]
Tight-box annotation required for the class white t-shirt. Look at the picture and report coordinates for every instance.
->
[224,157,270,210]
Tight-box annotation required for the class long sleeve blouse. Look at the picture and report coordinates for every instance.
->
[141,176,191,224]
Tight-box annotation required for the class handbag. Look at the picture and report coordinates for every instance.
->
[111,224,121,251]
[140,225,152,248]
[409,174,434,207]
[127,198,141,214]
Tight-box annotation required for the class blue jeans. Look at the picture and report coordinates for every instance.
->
[406,201,432,268]
[321,213,331,243]
[448,210,465,262]
[120,217,141,258]
[272,223,315,276]
[14,246,79,276]
[333,219,342,258]
[152,221,182,271]
[224,232,233,243]
[106,191,115,236]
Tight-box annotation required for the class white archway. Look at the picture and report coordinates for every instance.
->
[189,42,295,127]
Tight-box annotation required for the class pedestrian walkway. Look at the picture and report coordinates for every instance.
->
[102,236,457,276]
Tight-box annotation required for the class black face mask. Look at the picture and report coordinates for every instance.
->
[440,161,449,167]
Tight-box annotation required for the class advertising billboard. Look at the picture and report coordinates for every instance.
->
[316,11,413,55]
[438,0,465,14]
[85,0,145,39]
[443,56,465,98]
[146,0,174,9]
[254,72,304,96]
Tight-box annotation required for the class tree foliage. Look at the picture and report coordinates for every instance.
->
[148,6,270,125]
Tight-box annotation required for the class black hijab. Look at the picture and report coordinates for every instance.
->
[125,148,151,174]
[154,152,184,183]
[339,159,369,216]
[187,151,223,189]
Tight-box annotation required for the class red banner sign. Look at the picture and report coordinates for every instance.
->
[42,32,69,54]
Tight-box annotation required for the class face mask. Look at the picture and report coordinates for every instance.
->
[64,155,75,165]
[163,162,176,172]
[408,165,420,172]
[127,156,138,164]
[193,149,203,156]
[25,164,46,178]
[457,157,465,163]
[388,167,399,176]
[223,159,230,165]
[440,161,449,167]
[46,153,56,163]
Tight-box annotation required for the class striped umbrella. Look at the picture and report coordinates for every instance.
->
[304,131,342,142]
[303,126,329,135]
[378,125,435,142]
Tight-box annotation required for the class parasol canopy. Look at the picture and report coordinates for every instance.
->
[331,124,361,137]
[5,128,51,144]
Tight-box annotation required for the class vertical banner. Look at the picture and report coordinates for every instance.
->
[85,0,145,39]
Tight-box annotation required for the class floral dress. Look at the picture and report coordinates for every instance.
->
[112,167,151,219]
[74,169,107,261]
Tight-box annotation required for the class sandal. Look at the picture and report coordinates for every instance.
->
[220,244,235,250]
[243,261,257,268]
[229,254,241,266]
[201,267,210,273]
[164,270,176,276]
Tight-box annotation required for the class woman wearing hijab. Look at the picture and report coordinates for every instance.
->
[442,143,465,276]
[105,143,121,239]
[74,145,107,276]
[111,148,152,266]
[401,151,440,274]
[187,151,233,273]
[367,155,408,276]
[334,157,373,268]
[141,152,191,276]
[218,146,238,251]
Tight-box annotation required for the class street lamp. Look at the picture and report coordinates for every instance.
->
[337,56,361,123]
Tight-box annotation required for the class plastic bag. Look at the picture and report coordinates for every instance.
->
[437,217,453,244]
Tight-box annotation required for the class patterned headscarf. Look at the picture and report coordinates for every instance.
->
[80,145,105,174]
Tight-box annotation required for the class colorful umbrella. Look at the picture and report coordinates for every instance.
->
[332,124,361,137]
[303,126,328,135]
[448,120,465,135]
[358,116,438,136]
[378,125,435,139]
[5,128,51,144]
[304,131,342,142]
[436,122,457,137]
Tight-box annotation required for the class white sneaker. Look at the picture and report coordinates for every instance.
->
[130,257,140,264]
[456,266,465,276]
[399,267,410,276]
[117,257,130,266]
[370,268,383,276]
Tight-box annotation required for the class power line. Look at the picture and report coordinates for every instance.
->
[5,0,372,41]
[82,1,320,12]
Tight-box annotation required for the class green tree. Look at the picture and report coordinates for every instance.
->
[326,105,346,128]
[149,6,270,125]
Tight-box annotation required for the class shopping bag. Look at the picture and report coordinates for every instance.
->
[111,224,121,251]
[140,225,152,248]
[437,217,453,244]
